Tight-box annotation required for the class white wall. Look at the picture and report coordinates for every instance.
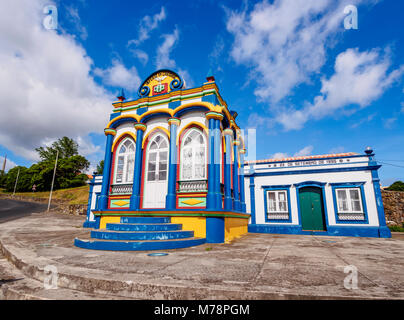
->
[244,169,381,227]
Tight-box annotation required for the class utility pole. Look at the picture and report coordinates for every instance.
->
[12,167,20,196]
[47,150,59,212]
[1,154,6,172]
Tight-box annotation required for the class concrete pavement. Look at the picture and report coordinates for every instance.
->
[0,211,403,299]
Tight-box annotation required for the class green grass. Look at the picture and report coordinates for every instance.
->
[1,185,90,205]
[389,224,404,232]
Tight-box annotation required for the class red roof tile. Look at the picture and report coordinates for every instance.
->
[245,152,359,165]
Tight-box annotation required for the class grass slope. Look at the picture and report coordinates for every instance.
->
[0,185,90,205]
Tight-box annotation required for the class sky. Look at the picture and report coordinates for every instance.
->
[0,0,403,186]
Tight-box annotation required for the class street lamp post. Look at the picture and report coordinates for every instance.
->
[12,168,20,196]
[47,150,59,212]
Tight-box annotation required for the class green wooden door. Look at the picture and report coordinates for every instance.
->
[299,187,326,231]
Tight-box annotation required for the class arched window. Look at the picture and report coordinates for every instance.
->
[146,134,169,182]
[180,128,207,180]
[114,137,136,184]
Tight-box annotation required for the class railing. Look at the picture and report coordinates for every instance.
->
[337,213,365,221]
[177,180,208,193]
[110,184,133,195]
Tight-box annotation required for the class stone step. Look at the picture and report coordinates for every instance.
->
[106,223,182,232]
[74,237,206,251]
[120,217,171,224]
[91,229,194,241]
[0,255,127,300]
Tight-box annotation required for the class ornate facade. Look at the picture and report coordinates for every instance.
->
[75,70,250,250]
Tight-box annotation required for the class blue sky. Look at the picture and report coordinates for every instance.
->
[0,0,403,186]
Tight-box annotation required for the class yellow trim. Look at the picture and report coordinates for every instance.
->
[106,101,241,133]
[138,108,173,121]
[205,111,224,121]
[171,101,215,117]
[134,123,147,131]
[180,198,204,206]
[170,217,206,238]
[142,126,170,149]
[106,114,139,129]
[104,128,117,136]
[176,122,209,145]
[224,217,248,243]
[99,216,121,229]
[111,132,137,152]
[112,200,130,207]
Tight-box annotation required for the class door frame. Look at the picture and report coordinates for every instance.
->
[140,130,170,209]
[295,181,329,231]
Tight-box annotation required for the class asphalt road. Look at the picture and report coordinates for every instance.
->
[0,199,48,223]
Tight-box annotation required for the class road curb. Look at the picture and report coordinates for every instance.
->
[0,237,387,300]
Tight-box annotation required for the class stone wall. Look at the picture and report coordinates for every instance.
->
[0,194,87,216]
[381,190,404,226]
[58,203,87,216]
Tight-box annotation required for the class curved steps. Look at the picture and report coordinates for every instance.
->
[91,229,194,241]
[74,216,206,251]
[106,223,182,232]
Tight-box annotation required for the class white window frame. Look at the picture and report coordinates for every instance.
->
[180,128,207,181]
[145,133,169,182]
[266,190,289,214]
[113,137,136,185]
[335,188,364,214]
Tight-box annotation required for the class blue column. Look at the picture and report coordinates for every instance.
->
[130,123,146,210]
[233,140,241,211]
[166,118,180,209]
[249,167,256,225]
[206,217,225,243]
[83,175,95,228]
[367,149,391,238]
[98,129,115,212]
[223,129,233,211]
[239,150,246,213]
[206,117,216,210]
[214,119,222,209]
[205,112,225,243]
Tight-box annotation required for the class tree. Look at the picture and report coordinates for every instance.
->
[4,166,31,192]
[35,136,79,161]
[0,169,7,188]
[96,160,104,175]
[386,181,404,192]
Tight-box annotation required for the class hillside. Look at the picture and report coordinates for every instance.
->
[0,185,90,205]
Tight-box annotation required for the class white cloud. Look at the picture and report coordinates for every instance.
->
[0,156,17,172]
[277,48,404,130]
[383,117,397,129]
[130,49,149,65]
[153,29,194,87]
[270,145,313,159]
[329,146,345,154]
[0,0,112,161]
[94,59,141,92]
[293,145,313,157]
[76,136,101,157]
[128,7,166,46]
[246,113,275,129]
[156,28,179,69]
[350,112,377,129]
[226,0,370,103]
[271,152,288,159]
[64,5,88,40]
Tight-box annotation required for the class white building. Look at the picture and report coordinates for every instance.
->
[244,149,391,238]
